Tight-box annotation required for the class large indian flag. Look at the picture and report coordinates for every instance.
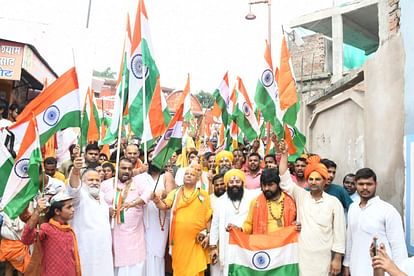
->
[128,0,159,138]
[212,72,230,126]
[254,41,284,131]
[228,226,299,276]
[0,117,42,219]
[9,67,81,146]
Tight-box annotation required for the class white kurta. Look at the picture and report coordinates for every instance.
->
[343,196,407,276]
[209,189,260,276]
[67,184,114,276]
[137,173,170,276]
[280,171,346,276]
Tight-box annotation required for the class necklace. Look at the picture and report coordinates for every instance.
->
[182,189,195,202]
[158,210,167,231]
[231,200,241,214]
[267,199,285,227]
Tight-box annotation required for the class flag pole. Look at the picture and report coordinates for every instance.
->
[142,63,148,164]
[112,53,127,229]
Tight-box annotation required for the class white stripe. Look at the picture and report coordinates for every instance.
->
[11,90,80,144]
[227,242,298,271]
[0,142,12,164]
[0,139,39,208]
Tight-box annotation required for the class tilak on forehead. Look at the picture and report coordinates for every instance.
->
[223,169,246,186]
[215,151,234,166]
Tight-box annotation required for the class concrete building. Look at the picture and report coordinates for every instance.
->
[289,0,414,252]
[0,39,58,105]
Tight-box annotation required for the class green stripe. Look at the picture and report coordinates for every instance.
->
[80,108,89,149]
[233,107,258,140]
[255,82,278,131]
[152,137,181,169]
[229,263,299,276]
[0,158,14,197]
[163,108,171,126]
[213,89,229,126]
[4,148,42,219]
[40,110,81,146]
[129,39,159,139]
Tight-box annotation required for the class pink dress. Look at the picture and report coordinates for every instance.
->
[101,177,151,267]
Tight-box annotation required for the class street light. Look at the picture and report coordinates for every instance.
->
[245,0,272,47]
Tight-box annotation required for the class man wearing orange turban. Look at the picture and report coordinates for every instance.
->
[278,142,346,276]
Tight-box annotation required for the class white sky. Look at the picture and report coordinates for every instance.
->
[0,0,332,96]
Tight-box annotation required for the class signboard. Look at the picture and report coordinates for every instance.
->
[0,41,24,80]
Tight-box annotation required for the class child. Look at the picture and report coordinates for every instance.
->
[21,192,81,276]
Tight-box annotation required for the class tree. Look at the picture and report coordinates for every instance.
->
[195,90,214,109]
[93,67,116,79]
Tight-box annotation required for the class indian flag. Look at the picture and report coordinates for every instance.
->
[232,77,259,141]
[141,77,171,142]
[228,226,299,276]
[255,41,284,131]
[128,0,159,139]
[9,67,81,146]
[0,142,14,198]
[182,74,193,123]
[151,101,184,169]
[81,87,101,147]
[102,16,131,144]
[212,72,230,126]
[0,117,42,219]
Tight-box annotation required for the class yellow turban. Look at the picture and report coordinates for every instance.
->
[304,155,328,180]
[215,150,234,166]
[224,169,246,186]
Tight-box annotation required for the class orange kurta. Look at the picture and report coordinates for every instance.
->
[165,187,212,276]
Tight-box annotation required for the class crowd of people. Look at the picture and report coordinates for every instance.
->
[0,130,412,276]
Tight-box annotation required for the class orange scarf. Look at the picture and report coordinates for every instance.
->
[49,219,82,276]
[252,192,296,234]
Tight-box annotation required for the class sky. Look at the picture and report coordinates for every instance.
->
[0,0,333,96]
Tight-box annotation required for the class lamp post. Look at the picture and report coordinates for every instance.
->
[245,0,272,48]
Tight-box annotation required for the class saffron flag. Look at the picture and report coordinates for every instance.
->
[9,67,81,146]
[0,117,42,219]
[0,142,14,198]
[232,77,259,141]
[228,226,299,275]
[81,87,101,147]
[128,0,159,138]
[102,16,131,144]
[151,101,184,169]
[255,41,284,131]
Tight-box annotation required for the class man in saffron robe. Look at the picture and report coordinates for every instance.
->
[152,167,212,276]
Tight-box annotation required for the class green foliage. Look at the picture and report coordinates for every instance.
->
[93,67,116,79]
[195,90,214,108]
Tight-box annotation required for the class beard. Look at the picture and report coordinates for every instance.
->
[214,188,226,198]
[87,186,100,199]
[219,165,231,175]
[148,162,161,174]
[227,186,244,201]
[264,190,278,200]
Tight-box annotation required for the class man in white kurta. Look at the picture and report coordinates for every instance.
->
[209,169,260,276]
[343,168,407,276]
[68,153,114,276]
[138,160,175,276]
[278,144,346,276]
